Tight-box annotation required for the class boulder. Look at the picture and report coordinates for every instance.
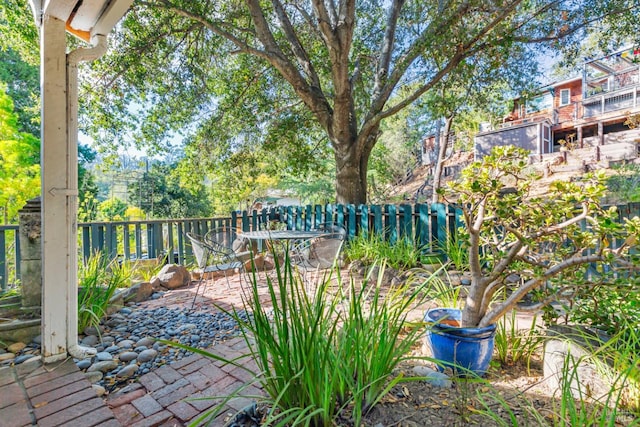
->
[156,264,191,289]
[544,325,615,405]
[149,276,162,291]
[123,282,154,302]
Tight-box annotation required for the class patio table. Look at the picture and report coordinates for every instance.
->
[237,229,329,256]
[237,230,327,241]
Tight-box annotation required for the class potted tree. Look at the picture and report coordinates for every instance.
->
[426,145,640,374]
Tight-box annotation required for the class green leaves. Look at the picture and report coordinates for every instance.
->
[447,145,640,327]
[0,84,39,223]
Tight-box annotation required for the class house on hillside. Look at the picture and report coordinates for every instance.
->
[475,46,640,162]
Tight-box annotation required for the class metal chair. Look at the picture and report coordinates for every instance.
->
[290,223,346,280]
[185,231,245,309]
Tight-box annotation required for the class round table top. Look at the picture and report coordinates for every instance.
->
[237,230,327,241]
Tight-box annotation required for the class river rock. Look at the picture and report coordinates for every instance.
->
[92,384,106,397]
[87,360,118,373]
[7,342,26,353]
[83,325,104,336]
[75,359,92,370]
[137,349,157,363]
[413,365,452,388]
[117,339,134,349]
[85,371,103,383]
[14,354,36,364]
[95,352,113,362]
[116,364,138,380]
[81,335,99,346]
[136,337,155,348]
[119,352,139,363]
[0,353,15,362]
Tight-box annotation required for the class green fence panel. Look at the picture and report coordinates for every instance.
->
[385,205,397,243]
[399,204,413,240]
[346,204,357,239]
[359,204,369,237]
[415,204,430,250]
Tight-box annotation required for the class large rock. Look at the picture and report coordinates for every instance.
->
[123,282,154,302]
[149,276,162,291]
[156,264,191,289]
[544,325,615,404]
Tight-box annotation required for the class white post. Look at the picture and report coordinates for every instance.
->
[40,15,106,362]
[65,36,107,359]
[40,14,72,362]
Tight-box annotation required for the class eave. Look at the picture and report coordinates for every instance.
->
[28,0,134,41]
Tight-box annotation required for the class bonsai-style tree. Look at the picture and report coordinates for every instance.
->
[443,145,640,328]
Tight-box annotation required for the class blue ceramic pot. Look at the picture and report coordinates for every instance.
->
[425,308,496,376]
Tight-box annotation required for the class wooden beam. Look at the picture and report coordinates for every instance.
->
[40,14,70,363]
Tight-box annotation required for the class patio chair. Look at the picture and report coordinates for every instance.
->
[185,231,245,309]
[290,223,346,280]
[205,225,251,258]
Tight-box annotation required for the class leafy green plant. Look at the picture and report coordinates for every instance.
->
[78,252,131,332]
[493,310,544,374]
[441,145,640,328]
[343,229,426,270]
[605,163,640,203]
[185,253,436,426]
[565,275,640,336]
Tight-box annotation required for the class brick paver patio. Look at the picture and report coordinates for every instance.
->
[0,272,264,427]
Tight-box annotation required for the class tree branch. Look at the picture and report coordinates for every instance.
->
[271,0,322,90]
[372,0,405,100]
[479,253,606,327]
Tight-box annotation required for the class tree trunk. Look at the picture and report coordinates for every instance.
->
[461,276,486,327]
[431,115,454,204]
[334,144,368,205]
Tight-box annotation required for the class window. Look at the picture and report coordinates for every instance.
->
[560,89,571,106]
[526,93,553,114]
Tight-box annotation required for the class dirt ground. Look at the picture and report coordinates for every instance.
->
[363,357,552,427]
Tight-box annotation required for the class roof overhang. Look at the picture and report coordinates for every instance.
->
[28,0,134,41]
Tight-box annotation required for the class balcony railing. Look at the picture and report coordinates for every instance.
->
[583,86,639,118]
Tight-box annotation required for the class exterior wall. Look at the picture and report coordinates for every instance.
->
[555,79,582,125]
[475,123,541,157]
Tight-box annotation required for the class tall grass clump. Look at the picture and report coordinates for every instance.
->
[493,310,544,374]
[436,230,469,272]
[343,230,427,270]
[421,268,462,308]
[549,351,639,427]
[78,252,131,332]
[190,252,438,426]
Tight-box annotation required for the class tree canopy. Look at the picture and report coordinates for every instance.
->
[77,0,639,204]
[0,83,39,223]
[3,0,640,207]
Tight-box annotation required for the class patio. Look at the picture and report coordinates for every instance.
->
[0,272,264,427]
[0,264,442,427]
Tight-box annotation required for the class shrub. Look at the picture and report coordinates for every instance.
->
[441,145,640,328]
[78,252,131,332]
[343,229,427,270]
[188,253,436,426]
